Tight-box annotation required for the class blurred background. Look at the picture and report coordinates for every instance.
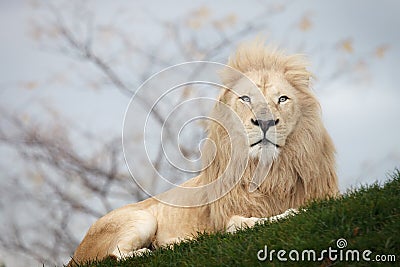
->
[0,0,399,266]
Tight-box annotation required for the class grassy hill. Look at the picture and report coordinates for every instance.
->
[80,170,399,267]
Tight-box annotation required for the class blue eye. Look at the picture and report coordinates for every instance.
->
[239,95,251,103]
[278,95,289,103]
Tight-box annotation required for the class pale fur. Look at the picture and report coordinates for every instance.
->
[68,41,338,266]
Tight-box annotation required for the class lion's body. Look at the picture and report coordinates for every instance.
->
[68,41,338,266]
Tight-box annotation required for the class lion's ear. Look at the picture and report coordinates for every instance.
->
[217,66,241,104]
[284,55,314,92]
[217,88,231,104]
[218,66,242,89]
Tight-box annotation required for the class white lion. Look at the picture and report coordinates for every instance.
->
[68,41,338,266]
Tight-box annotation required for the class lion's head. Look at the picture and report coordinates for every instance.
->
[217,42,320,164]
[201,41,338,224]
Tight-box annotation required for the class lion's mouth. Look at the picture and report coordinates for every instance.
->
[250,138,280,148]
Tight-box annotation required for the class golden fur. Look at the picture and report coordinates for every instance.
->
[68,41,338,266]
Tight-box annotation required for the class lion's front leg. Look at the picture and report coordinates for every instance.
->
[226,208,299,233]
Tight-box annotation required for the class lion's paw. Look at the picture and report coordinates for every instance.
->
[226,215,261,233]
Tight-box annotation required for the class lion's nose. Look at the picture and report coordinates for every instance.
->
[251,119,279,133]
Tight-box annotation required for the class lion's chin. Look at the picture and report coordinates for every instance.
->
[249,143,279,162]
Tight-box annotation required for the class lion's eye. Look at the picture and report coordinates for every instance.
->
[278,95,289,104]
[239,95,251,103]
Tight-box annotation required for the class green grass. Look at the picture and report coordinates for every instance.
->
[80,170,400,267]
